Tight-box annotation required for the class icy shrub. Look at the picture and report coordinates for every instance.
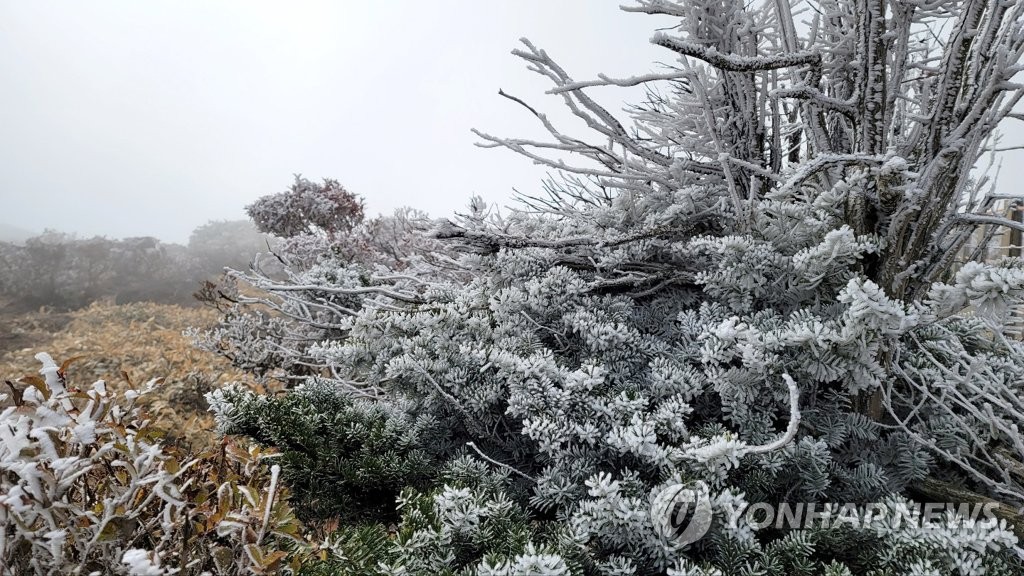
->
[246,176,364,239]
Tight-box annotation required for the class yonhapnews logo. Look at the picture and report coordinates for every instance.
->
[650,484,1007,548]
[651,481,714,548]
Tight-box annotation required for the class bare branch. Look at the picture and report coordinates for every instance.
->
[771,85,857,118]
[956,213,1024,234]
[549,71,690,94]
[741,374,801,456]
[651,33,822,72]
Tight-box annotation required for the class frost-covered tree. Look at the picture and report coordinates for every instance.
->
[246,176,364,240]
[208,2,1024,573]
[195,182,443,383]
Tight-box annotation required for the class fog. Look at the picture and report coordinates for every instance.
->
[3,2,1023,246]
[0,1,670,244]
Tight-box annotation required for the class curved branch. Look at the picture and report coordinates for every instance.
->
[741,374,801,456]
[771,85,857,118]
[955,213,1024,234]
[549,71,690,94]
[652,33,822,72]
[240,279,424,305]
[770,154,889,198]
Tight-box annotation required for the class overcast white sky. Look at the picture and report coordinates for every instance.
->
[0,1,674,243]
[3,2,1022,245]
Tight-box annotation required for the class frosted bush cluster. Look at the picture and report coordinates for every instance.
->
[192,0,1024,573]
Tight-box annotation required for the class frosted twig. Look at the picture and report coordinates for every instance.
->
[256,464,280,546]
[652,33,822,72]
[742,374,801,456]
[771,154,889,198]
[244,280,423,304]
[955,213,1024,234]
[466,441,536,482]
[771,85,857,117]
[549,71,690,94]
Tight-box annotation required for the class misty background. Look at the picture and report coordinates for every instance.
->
[3,1,1023,246]
[0,1,674,244]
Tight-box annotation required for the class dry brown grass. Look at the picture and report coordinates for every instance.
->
[0,300,270,451]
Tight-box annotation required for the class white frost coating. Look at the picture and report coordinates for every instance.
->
[121,548,166,576]
[740,374,801,455]
[952,260,1024,322]
[0,352,240,572]
[44,530,67,566]
[34,352,65,394]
